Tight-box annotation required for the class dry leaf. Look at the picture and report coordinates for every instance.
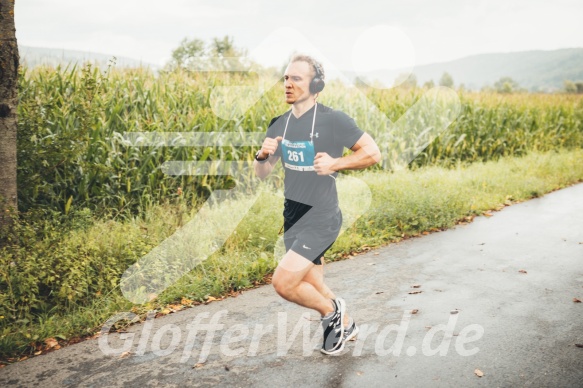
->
[518,269,527,274]
[375,291,384,295]
[193,362,205,369]
[411,284,421,288]
[573,298,582,303]
[411,309,419,314]
[119,351,131,359]
[44,338,58,349]
[474,368,484,377]
[408,290,422,295]
[356,371,363,376]
[575,344,583,348]
[451,310,459,314]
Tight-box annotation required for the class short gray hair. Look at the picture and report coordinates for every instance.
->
[290,54,325,80]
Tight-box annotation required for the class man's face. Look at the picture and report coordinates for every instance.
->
[283,60,315,105]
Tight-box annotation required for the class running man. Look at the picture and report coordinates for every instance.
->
[254,54,381,355]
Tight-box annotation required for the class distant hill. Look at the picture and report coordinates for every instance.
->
[348,48,583,92]
[18,45,158,70]
[412,48,583,92]
[19,46,583,92]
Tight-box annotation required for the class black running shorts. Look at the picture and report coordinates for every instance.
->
[283,201,343,265]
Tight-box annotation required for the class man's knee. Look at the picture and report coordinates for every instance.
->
[271,268,294,298]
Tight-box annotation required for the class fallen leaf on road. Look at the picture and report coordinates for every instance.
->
[356,371,363,376]
[224,365,230,371]
[451,310,459,314]
[518,269,527,274]
[193,363,205,369]
[408,290,422,295]
[574,298,581,303]
[411,309,419,314]
[474,368,484,377]
[119,351,131,359]
[411,284,421,288]
[375,291,384,295]
[575,344,583,348]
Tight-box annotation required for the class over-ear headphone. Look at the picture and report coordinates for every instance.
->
[309,62,325,94]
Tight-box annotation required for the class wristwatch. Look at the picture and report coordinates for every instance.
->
[255,150,269,162]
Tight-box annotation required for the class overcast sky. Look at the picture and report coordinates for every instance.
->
[15,0,583,74]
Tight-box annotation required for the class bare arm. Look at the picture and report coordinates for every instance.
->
[253,155,280,179]
[253,136,282,179]
[313,133,381,175]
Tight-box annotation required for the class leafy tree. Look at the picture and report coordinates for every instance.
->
[168,37,205,69]
[210,36,238,57]
[576,82,583,94]
[394,73,417,89]
[166,36,248,71]
[563,80,577,93]
[423,80,435,89]
[439,72,454,88]
[494,77,520,94]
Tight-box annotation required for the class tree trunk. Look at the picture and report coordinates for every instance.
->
[0,0,19,230]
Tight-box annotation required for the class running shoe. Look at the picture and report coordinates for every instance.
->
[320,298,346,355]
[343,318,359,342]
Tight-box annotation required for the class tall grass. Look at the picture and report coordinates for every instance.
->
[2,149,582,360]
[2,64,582,360]
[16,66,583,216]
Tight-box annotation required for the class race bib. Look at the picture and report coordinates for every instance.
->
[281,139,315,171]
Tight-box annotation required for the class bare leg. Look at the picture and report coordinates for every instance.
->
[302,257,351,326]
[272,250,335,316]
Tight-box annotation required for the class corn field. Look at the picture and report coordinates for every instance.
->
[16,65,583,217]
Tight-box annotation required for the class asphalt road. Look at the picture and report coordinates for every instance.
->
[1,183,582,387]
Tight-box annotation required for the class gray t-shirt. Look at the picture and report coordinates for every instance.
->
[266,103,364,211]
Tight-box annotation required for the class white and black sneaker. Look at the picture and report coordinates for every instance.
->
[320,298,346,355]
[343,317,359,342]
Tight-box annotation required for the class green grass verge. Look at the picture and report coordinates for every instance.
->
[2,148,583,361]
